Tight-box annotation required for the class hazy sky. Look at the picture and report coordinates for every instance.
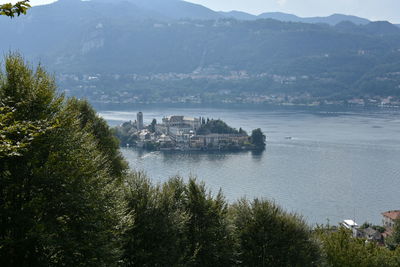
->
[187,0,400,23]
[9,0,400,23]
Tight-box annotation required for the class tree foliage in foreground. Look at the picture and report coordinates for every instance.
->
[122,173,187,266]
[0,105,53,158]
[122,174,400,267]
[122,173,322,266]
[0,1,30,17]
[316,227,400,267]
[122,174,236,266]
[386,219,400,250]
[0,54,129,266]
[67,98,128,178]
[232,199,321,266]
[394,219,400,248]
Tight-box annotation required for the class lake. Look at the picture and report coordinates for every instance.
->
[99,105,400,225]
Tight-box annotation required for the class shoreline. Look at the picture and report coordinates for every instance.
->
[94,102,400,113]
[123,146,265,153]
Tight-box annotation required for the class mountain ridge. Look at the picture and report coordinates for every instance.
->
[2,0,400,104]
[220,11,371,25]
[38,0,374,25]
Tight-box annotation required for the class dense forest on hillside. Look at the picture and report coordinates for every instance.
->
[1,0,400,104]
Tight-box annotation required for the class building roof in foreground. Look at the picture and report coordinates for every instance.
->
[382,210,400,220]
[343,219,358,228]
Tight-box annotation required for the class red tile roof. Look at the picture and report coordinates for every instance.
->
[382,210,400,220]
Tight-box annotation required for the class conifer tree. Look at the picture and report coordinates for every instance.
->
[0,54,129,266]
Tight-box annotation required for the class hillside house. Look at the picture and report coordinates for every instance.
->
[382,210,400,228]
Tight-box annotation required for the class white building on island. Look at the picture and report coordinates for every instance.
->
[162,115,201,131]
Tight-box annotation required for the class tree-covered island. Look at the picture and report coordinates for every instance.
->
[114,113,266,151]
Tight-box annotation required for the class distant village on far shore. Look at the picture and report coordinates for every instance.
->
[113,112,266,151]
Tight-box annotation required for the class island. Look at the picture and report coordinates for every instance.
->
[113,112,266,151]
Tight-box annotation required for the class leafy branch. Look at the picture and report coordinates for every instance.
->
[0,1,30,18]
[0,105,56,157]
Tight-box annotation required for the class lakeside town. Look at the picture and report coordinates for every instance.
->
[339,210,400,247]
[113,112,266,151]
[59,72,400,108]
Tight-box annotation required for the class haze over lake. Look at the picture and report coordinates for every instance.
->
[100,106,400,225]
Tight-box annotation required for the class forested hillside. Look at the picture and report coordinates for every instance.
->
[1,0,400,104]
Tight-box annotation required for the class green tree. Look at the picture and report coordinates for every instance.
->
[251,128,266,150]
[0,54,129,266]
[122,173,188,266]
[67,98,128,178]
[184,179,236,266]
[316,227,400,266]
[386,219,400,250]
[113,122,138,147]
[122,175,236,266]
[239,127,247,135]
[149,118,157,133]
[394,219,400,247]
[232,199,320,266]
[197,119,240,135]
[0,105,53,158]
[0,1,30,17]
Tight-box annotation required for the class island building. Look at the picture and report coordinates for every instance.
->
[129,113,252,151]
[137,112,144,130]
[156,116,200,137]
[189,134,249,149]
[162,116,201,131]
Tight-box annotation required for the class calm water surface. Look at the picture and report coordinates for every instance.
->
[99,107,400,225]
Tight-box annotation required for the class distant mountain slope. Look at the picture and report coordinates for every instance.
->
[219,11,258,20]
[257,12,303,22]
[224,11,371,25]
[363,21,400,35]
[1,0,400,102]
[39,0,371,25]
[302,14,370,25]
[94,0,223,20]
